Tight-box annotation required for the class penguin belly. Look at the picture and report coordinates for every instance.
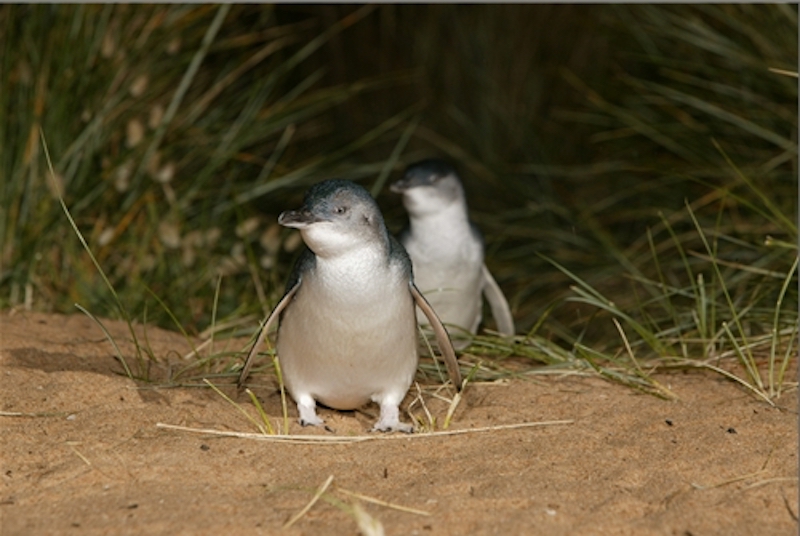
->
[276,278,419,410]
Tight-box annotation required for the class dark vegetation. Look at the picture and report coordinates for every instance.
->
[1,5,796,400]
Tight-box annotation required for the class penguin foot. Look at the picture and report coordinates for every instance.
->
[371,420,414,433]
[298,416,325,427]
[297,398,325,428]
[372,400,414,433]
[297,417,334,433]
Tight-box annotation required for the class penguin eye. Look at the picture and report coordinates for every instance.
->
[333,205,348,215]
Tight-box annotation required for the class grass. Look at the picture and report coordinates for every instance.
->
[1,5,406,329]
[154,419,575,443]
[282,475,433,534]
[2,5,796,412]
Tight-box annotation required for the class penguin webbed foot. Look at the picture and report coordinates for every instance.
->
[298,417,335,434]
[372,402,414,433]
[297,416,321,426]
[296,398,325,429]
[371,420,414,434]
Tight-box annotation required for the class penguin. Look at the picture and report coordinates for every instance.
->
[237,179,461,433]
[390,159,515,349]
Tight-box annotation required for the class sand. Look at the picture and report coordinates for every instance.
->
[1,310,797,535]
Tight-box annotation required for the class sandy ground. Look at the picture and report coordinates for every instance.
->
[1,310,797,535]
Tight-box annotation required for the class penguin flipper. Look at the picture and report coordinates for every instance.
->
[237,282,300,388]
[481,264,515,337]
[410,283,463,391]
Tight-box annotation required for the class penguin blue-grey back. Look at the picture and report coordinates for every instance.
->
[390,159,515,349]
[237,179,461,432]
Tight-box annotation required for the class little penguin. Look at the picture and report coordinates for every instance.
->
[237,179,461,433]
[390,159,515,349]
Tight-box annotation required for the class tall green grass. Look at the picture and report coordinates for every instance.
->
[0,4,404,330]
[516,5,796,401]
[2,5,796,401]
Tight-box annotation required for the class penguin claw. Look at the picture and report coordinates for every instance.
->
[299,417,324,427]
[371,421,415,434]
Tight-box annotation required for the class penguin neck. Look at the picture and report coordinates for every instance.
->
[312,235,393,292]
[409,202,473,242]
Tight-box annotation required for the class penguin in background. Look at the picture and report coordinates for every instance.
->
[390,159,515,349]
[238,179,461,433]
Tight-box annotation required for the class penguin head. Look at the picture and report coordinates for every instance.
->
[390,159,465,217]
[279,179,387,258]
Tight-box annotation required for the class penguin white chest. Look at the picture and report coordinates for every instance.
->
[405,232,484,334]
[276,256,419,410]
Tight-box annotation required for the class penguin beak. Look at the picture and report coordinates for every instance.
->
[389,179,409,193]
[279,208,323,228]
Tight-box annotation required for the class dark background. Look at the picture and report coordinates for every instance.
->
[1,4,796,362]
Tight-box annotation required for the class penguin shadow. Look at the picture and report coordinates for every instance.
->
[4,346,171,404]
[7,347,118,376]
